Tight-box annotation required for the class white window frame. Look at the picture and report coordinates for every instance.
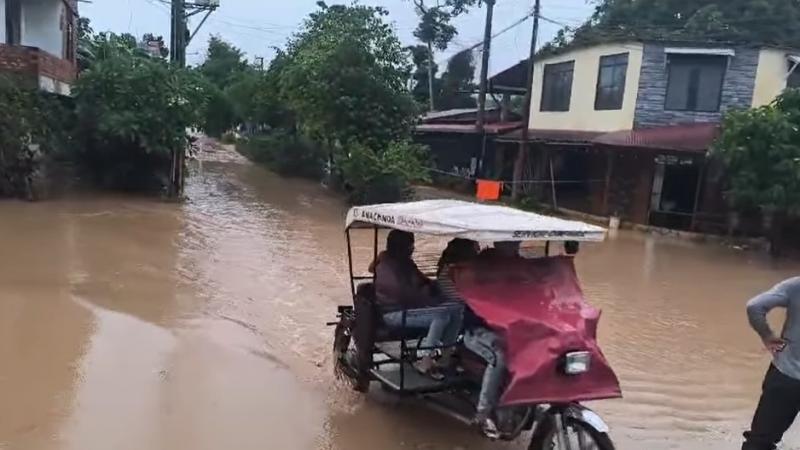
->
[664,47,736,57]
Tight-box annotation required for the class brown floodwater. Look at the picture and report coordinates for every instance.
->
[1,143,799,450]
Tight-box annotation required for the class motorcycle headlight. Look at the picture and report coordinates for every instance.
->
[564,351,591,375]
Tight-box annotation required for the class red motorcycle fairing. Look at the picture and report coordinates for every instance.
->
[450,256,622,407]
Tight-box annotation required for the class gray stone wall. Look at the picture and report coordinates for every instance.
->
[634,44,759,128]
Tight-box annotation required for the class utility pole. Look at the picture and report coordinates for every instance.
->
[511,0,540,200]
[427,41,436,112]
[474,0,495,179]
[170,0,187,67]
[168,0,218,198]
[475,0,495,130]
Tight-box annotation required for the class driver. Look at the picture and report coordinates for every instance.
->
[372,230,463,375]
[438,240,513,438]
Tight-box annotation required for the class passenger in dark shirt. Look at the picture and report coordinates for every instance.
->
[372,231,463,375]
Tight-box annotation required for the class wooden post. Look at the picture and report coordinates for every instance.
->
[602,150,615,216]
[690,157,706,231]
[511,0,541,200]
[548,154,557,210]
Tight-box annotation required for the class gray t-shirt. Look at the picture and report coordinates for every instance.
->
[747,277,800,380]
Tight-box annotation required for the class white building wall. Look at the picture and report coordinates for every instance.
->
[0,0,7,44]
[22,0,63,57]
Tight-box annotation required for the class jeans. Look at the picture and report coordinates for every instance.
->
[464,327,506,414]
[743,364,800,450]
[383,303,463,356]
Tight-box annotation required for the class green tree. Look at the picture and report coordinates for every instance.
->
[197,36,255,136]
[198,36,249,88]
[544,0,800,53]
[73,55,208,192]
[0,77,70,199]
[438,49,476,109]
[408,44,440,105]
[714,89,800,251]
[409,0,477,110]
[280,2,417,151]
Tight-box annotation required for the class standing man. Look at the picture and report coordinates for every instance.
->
[744,277,800,450]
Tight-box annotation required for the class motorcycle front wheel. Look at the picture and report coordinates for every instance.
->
[528,413,615,450]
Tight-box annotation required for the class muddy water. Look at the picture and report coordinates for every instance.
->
[1,145,799,450]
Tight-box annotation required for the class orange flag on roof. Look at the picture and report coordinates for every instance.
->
[476,179,502,201]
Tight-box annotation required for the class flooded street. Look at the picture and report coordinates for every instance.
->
[1,146,799,450]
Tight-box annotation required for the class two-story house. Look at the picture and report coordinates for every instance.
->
[497,40,800,232]
[0,0,78,95]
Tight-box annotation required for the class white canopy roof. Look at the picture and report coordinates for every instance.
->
[346,200,606,242]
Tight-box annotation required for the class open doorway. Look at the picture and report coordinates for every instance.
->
[649,155,701,230]
[551,147,595,212]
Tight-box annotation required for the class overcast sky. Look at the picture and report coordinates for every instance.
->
[82,0,594,74]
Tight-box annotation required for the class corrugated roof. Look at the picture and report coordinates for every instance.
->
[497,128,604,144]
[497,123,719,154]
[594,123,719,153]
[421,107,495,122]
[415,122,523,135]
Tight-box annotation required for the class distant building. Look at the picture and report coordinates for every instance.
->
[0,0,78,95]
[414,106,523,181]
[496,41,800,232]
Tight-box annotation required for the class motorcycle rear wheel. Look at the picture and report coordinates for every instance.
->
[528,413,615,450]
[332,320,370,392]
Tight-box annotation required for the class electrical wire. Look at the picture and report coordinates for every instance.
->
[434,7,536,68]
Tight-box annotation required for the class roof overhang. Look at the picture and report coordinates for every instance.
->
[788,54,800,65]
[665,47,735,57]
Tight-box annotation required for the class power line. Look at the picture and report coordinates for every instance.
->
[435,7,536,68]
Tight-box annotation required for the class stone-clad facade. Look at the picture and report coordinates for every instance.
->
[634,43,760,128]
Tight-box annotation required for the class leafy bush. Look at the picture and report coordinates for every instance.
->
[236,132,326,179]
[280,3,418,150]
[338,140,431,204]
[202,84,237,138]
[72,55,207,192]
[0,77,72,199]
[714,89,800,212]
[220,131,237,144]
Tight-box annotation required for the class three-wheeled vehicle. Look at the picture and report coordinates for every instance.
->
[331,200,622,450]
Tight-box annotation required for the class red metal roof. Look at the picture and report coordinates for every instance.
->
[497,128,604,144]
[594,123,720,153]
[415,122,524,135]
[497,123,720,154]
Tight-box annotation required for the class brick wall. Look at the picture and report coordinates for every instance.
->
[0,43,75,83]
[634,44,759,128]
[38,48,75,82]
[0,44,37,76]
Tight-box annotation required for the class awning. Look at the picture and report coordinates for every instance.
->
[346,200,606,242]
[788,55,800,65]
[593,123,719,154]
[414,122,523,135]
[665,47,735,57]
[497,123,719,154]
[496,128,605,145]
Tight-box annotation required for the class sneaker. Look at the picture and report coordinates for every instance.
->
[481,418,500,440]
[473,412,500,440]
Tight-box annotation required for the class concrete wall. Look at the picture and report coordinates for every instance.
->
[752,48,794,107]
[22,0,63,58]
[529,42,644,132]
[634,44,759,127]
